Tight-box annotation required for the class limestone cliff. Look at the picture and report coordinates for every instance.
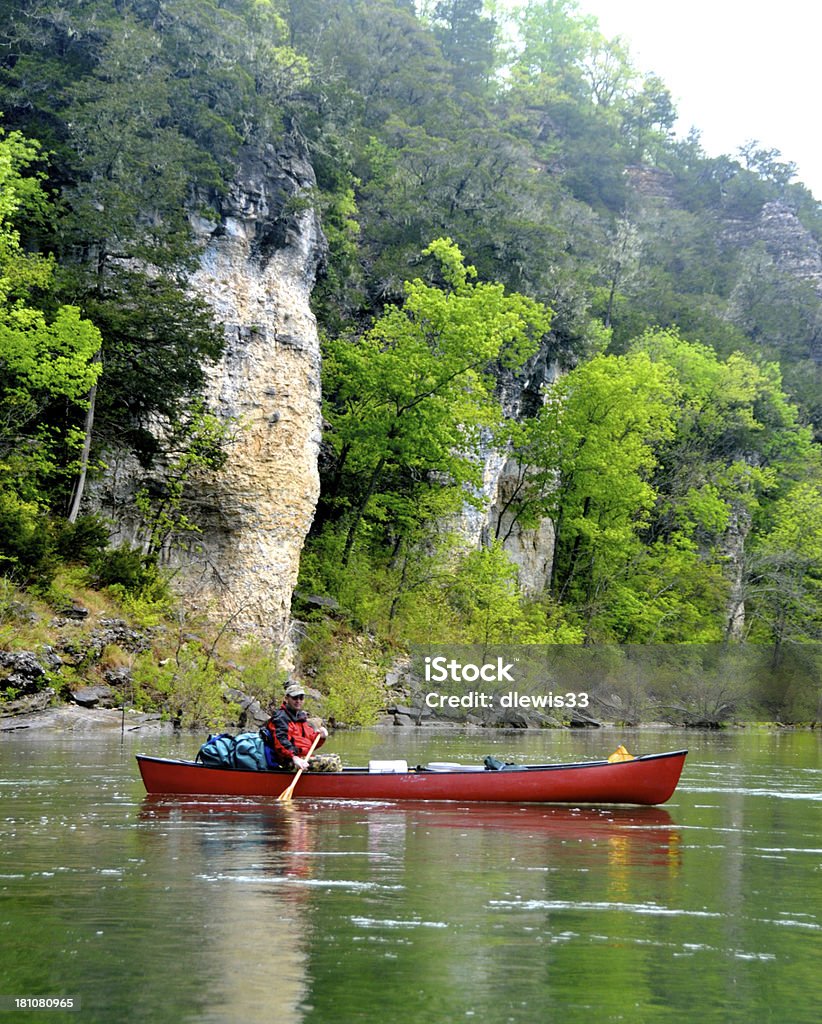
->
[458,346,560,596]
[180,139,327,656]
[96,136,326,657]
[725,199,822,362]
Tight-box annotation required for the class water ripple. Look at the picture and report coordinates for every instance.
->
[196,872,404,891]
[488,899,724,918]
[351,916,448,929]
[679,785,822,801]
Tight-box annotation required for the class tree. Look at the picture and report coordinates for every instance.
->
[133,403,232,558]
[445,541,583,643]
[508,0,639,210]
[745,477,822,647]
[1,0,310,513]
[0,125,103,491]
[505,349,677,635]
[621,73,676,163]
[428,0,499,96]
[321,238,552,564]
[0,123,103,576]
[632,328,816,637]
[600,215,641,328]
[738,141,798,191]
[746,481,822,649]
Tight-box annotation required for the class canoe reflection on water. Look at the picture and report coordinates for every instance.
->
[138,796,682,873]
[135,797,682,1018]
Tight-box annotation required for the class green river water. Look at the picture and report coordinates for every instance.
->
[1,726,820,1023]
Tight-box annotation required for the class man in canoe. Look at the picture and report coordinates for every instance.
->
[261,681,339,772]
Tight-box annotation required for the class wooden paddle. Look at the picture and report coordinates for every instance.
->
[278,731,323,802]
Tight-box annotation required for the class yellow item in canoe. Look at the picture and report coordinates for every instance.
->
[607,745,634,762]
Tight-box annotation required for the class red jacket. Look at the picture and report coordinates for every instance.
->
[262,703,325,768]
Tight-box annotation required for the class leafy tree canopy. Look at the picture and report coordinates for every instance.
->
[320,238,552,562]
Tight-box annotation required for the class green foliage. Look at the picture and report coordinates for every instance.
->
[445,542,584,644]
[0,0,295,490]
[321,238,552,563]
[426,0,500,96]
[507,0,677,210]
[0,577,23,626]
[509,350,677,618]
[91,544,158,594]
[593,535,728,643]
[634,328,815,533]
[298,527,583,651]
[306,632,387,727]
[133,404,233,555]
[746,480,822,647]
[89,543,173,626]
[0,491,58,585]
[495,327,819,643]
[53,515,110,564]
[0,123,103,515]
[228,643,288,710]
[130,646,236,728]
[115,589,170,629]
[2,0,822,722]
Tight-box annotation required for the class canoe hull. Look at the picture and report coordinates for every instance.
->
[136,749,687,806]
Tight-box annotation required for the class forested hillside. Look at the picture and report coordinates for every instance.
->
[1,1,820,720]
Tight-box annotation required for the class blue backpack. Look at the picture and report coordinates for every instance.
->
[232,732,266,771]
[196,733,236,768]
[196,732,266,770]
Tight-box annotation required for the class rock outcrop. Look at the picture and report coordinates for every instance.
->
[458,346,560,595]
[178,137,327,656]
[756,199,822,292]
[723,199,822,362]
[95,133,327,657]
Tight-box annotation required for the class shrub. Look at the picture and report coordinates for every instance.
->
[90,544,173,625]
[54,515,110,563]
[0,491,58,585]
[310,634,387,727]
[130,646,238,728]
[228,643,287,709]
[91,543,155,593]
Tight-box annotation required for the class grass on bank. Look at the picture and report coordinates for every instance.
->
[0,560,284,729]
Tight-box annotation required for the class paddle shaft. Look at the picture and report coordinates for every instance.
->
[278,731,323,801]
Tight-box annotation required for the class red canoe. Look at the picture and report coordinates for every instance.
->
[136,749,687,806]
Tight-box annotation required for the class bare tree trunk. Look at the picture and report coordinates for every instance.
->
[604,276,617,329]
[341,454,386,567]
[67,379,98,523]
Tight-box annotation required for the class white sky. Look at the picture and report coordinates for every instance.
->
[575,0,822,199]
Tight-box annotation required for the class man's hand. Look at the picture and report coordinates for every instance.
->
[292,756,309,771]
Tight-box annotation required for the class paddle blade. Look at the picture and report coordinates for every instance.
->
[278,777,299,802]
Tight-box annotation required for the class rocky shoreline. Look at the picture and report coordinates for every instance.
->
[0,694,595,734]
[2,637,606,734]
[3,639,818,734]
[2,697,810,737]
[0,703,176,734]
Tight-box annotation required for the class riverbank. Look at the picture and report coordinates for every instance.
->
[1,699,816,737]
[0,704,176,734]
[3,575,820,732]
